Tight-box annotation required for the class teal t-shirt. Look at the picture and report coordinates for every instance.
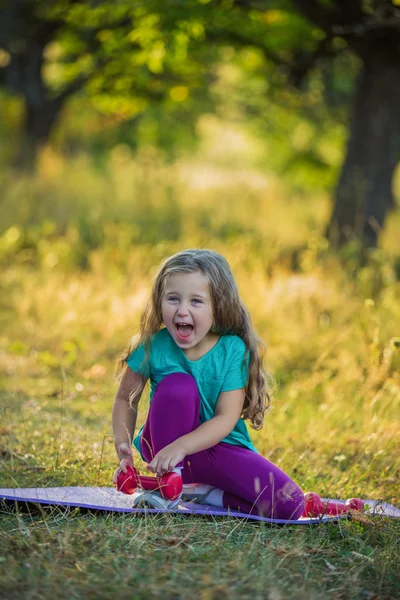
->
[126,328,257,455]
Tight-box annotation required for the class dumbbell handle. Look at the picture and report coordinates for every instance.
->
[137,473,177,493]
[323,501,349,516]
[326,497,364,514]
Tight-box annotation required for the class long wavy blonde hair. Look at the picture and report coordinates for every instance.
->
[116,248,274,429]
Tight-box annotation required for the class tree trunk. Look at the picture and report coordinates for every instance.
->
[14,99,63,171]
[327,52,400,248]
[5,33,64,171]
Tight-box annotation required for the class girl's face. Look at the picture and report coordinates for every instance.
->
[161,271,215,354]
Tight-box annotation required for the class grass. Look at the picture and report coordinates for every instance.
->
[0,509,399,600]
[0,149,400,599]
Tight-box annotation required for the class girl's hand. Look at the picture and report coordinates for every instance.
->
[112,442,134,484]
[148,442,186,477]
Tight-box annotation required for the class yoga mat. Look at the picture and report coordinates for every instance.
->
[1,487,399,524]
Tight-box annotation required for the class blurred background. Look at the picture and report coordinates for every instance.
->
[0,1,399,501]
[1,0,400,251]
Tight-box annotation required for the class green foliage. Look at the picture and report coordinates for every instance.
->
[0,0,217,168]
[0,0,360,189]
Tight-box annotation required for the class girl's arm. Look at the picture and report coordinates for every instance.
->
[148,388,245,476]
[112,367,146,471]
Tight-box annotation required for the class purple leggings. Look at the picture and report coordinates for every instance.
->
[140,373,304,519]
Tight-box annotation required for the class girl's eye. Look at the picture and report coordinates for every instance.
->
[192,298,202,304]
[168,296,178,302]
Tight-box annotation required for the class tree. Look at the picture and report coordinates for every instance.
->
[223,0,400,248]
[2,0,399,248]
[0,0,91,169]
[0,0,209,169]
[293,0,400,248]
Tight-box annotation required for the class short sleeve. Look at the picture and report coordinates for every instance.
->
[220,341,249,392]
[126,343,151,379]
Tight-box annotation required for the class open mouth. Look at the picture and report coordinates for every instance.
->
[175,323,194,341]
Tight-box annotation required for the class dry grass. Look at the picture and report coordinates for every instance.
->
[0,151,399,599]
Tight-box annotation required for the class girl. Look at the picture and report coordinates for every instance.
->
[112,249,304,519]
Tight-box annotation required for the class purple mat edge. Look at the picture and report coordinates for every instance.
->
[2,490,396,525]
[0,492,333,525]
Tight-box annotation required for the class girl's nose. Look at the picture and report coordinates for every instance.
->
[177,303,189,316]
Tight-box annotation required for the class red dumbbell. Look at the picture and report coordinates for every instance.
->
[302,492,324,517]
[116,466,182,501]
[345,498,364,511]
[302,492,364,517]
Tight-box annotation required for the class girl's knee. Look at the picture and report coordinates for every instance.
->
[256,477,304,520]
[275,482,304,520]
[154,373,198,404]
